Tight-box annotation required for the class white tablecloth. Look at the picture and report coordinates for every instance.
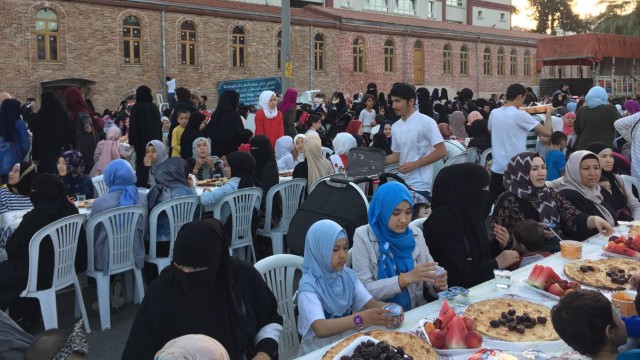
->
[295,232,631,360]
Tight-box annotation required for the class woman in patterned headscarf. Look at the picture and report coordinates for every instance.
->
[493,152,613,251]
[57,150,94,200]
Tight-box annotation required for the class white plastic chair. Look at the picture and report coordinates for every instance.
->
[212,188,263,263]
[621,175,640,199]
[146,195,201,275]
[156,93,169,112]
[254,254,303,360]
[257,179,306,255]
[480,147,492,167]
[345,248,353,268]
[465,147,479,163]
[92,175,109,198]
[444,152,469,167]
[321,146,334,159]
[409,217,427,229]
[19,214,90,333]
[85,205,146,330]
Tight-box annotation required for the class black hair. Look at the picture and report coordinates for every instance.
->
[412,202,431,220]
[175,87,191,102]
[551,290,617,356]
[506,84,527,101]
[26,97,36,102]
[175,108,191,117]
[512,219,545,252]
[201,95,208,102]
[361,94,375,108]
[375,113,385,125]
[551,131,568,145]
[523,92,537,107]
[166,76,172,81]
[389,83,416,103]
[241,129,253,143]
[162,108,172,118]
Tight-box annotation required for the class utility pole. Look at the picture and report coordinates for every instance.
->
[281,0,292,92]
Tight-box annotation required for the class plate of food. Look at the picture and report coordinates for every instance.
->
[76,199,95,208]
[520,264,582,300]
[564,258,640,291]
[321,331,436,360]
[196,177,228,187]
[279,170,293,177]
[520,104,550,114]
[464,299,559,342]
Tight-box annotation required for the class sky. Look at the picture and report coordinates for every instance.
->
[511,0,610,29]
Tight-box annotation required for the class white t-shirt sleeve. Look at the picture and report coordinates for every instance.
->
[297,292,327,338]
[521,112,541,132]
[391,124,401,153]
[425,118,444,146]
[353,279,373,311]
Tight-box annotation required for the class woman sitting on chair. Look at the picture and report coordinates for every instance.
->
[188,137,224,181]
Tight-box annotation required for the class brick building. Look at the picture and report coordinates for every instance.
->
[0,0,546,111]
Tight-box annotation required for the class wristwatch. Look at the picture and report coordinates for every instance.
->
[353,313,364,330]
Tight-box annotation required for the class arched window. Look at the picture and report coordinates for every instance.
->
[353,37,365,73]
[413,41,424,84]
[314,33,325,71]
[460,46,468,75]
[497,48,505,76]
[384,39,394,73]
[36,9,59,61]
[123,16,142,64]
[443,44,452,75]
[509,49,517,76]
[276,30,282,69]
[524,50,531,76]
[483,48,492,75]
[231,26,246,67]
[180,21,196,65]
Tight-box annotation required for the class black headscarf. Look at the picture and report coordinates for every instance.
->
[30,173,75,216]
[434,103,448,124]
[0,99,21,142]
[212,90,240,121]
[440,88,449,101]
[416,87,434,118]
[205,91,244,157]
[250,135,278,195]
[129,86,162,167]
[146,157,189,209]
[31,91,74,173]
[586,142,631,220]
[135,85,153,103]
[7,162,37,196]
[180,112,205,159]
[371,132,392,155]
[431,163,491,255]
[227,151,255,189]
[430,88,440,104]
[171,219,247,359]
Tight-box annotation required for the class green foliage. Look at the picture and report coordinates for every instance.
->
[592,0,640,36]
[528,0,586,34]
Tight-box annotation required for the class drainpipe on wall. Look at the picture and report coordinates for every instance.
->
[310,25,314,89]
[161,10,167,99]
[475,36,480,97]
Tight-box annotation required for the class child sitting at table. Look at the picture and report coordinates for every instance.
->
[412,202,431,220]
[297,219,398,356]
[511,219,550,268]
[551,289,640,359]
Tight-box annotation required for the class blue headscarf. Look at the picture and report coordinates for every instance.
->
[368,182,415,310]
[585,86,608,109]
[298,220,356,318]
[103,159,138,206]
[566,101,577,113]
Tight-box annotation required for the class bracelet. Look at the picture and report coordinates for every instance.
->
[398,273,408,289]
[256,351,272,360]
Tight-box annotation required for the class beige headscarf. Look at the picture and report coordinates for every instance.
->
[552,150,615,225]
[154,334,230,360]
[303,132,332,187]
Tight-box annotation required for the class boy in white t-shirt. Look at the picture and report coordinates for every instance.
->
[385,83,446,199]
[488,83,553,206]
[166,76,176,109]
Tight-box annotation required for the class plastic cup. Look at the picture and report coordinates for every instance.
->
[612,291,638,317]
[382,304,403,329]
[76,194,86,202]
[560,240,582,259]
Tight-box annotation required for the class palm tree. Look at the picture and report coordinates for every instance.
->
[593,0,640,36]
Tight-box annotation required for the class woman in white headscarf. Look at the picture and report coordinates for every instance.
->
[137,140,169,188]
[254,91,283,149]
[329,133,357,174]
[155,334,230,360]
[293,134,305,164]
[274,136,295,171]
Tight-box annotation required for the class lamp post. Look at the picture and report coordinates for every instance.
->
[281,0,292,92]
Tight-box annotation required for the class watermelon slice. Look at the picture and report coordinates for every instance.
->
[438,300,452,320]
[445,316,469,349]
[440,307,456,331]
[526,265,562,290]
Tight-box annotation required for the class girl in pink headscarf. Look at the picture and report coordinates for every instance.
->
[563,112,576,136]
[90,126,133,176]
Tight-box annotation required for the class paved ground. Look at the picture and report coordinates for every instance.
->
[30,285,139,360]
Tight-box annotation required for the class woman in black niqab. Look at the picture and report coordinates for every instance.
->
[31,91,74,173]
[122,219,282,360]
[204,91,244,157]
[129,85,162,177]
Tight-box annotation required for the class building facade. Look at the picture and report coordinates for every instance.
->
[0,0,544,111]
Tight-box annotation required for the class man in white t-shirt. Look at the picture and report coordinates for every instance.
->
[385,83,446,199]
[166,76,176,109]
[488,83,553,205]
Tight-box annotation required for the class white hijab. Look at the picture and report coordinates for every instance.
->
[155,334,230,360]
[332,132,357,155]
[259,90,278,119]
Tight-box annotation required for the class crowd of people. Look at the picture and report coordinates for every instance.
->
[1,79,640,359]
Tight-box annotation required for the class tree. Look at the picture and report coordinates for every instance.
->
[528,0,586,35]
[592,0,640,36]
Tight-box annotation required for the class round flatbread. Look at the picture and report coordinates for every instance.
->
[321,330,437,360]
[564,258,640,291]
[464,299,559,342]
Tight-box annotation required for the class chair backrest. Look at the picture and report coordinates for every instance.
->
[432,159,445,184]
[148,195,200,259]
[85,205,146,273]
[92,175,109,198]
[213,188,263,245]
[254,254,303,360]
[262,179,306,233]
[409,217,427,230]
[308,172,347,194]
[621,175,640,199]
[156,93,163,104]
[465,147,479,163]
[480,147,492,166]
[444,152,469,167]
[345,248,353,268]
[23,214,86,294]
[321,146,334,159]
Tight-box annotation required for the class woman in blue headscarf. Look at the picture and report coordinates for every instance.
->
[297,220,396,355]
[352,183,447,311]
[574,86,620,149]
[89,159,147,272]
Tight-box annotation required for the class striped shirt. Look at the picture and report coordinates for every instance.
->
[0,187,33,214]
